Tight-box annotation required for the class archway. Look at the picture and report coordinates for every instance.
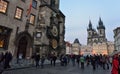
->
[17,36,28,58]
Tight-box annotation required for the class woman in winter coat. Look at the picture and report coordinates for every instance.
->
[111,54,119,74]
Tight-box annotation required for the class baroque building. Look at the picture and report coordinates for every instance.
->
[0,0,65,58]
[71,38,81,55]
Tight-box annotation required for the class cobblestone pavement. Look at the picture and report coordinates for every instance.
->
[2,63,112,74]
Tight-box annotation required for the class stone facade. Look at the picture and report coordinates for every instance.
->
[114,27,120,51]
[0,0,65,58]
[33,0,65,56]
[0,0,40,58]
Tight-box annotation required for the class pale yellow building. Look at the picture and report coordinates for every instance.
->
[71,38,81,55]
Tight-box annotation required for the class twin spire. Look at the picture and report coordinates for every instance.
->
[88,17,105,30]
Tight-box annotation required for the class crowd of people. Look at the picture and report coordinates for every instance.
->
[1,51,120,74]
[0,51,12,74]
[60,53,120,74]
[60,54,111,69]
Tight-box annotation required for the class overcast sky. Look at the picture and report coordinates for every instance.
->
[60,0,120,45]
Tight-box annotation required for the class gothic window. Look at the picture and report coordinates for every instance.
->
[29,14,35,25]
[88,31,92,36]
[0,0,8,14]
[15,7,23,20]
[32,0,37,9]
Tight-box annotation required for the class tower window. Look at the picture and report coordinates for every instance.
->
[0,0,8,14]
[29,14,35,25]
[15,7,23,20]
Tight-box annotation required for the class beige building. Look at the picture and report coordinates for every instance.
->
[0,0,65,58]
[71,38,81,55]
[65,41,72,55]
[107,41,114,55]
[92,42,108,55]
[81,45,92,56]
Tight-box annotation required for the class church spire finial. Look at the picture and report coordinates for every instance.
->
[99,17,103,25]
[97,17,105,29]
[88,20,92,30]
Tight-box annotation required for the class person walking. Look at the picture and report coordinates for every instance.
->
[80,55,85,69]
[53,55,57,67]
[76,55,80,67]
[41,55,45,68]
[4,51,12,69]
[34,53,40,68]
[109,56,113,66]
[111,54,119,74]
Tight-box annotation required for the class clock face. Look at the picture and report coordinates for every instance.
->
[36,32,42,38]
[51,26,58,37]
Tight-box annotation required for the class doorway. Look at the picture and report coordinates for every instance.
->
[17,36,28,59]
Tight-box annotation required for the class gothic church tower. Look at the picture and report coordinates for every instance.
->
[97,17,107,42]
[87,18,107,45]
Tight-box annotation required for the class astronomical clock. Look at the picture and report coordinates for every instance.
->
[51,25,58,37]
[51,25,59,49]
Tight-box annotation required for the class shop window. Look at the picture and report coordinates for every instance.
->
[0,26,12,50]
[0,39,4,48]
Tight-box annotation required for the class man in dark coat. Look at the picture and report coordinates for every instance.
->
[34,53,40,68]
